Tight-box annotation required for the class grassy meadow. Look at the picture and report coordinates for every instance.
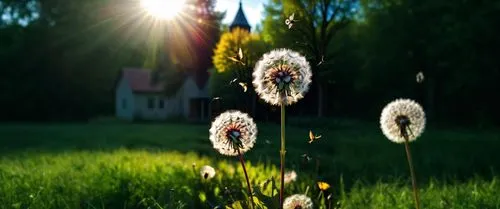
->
[0,120,499,208]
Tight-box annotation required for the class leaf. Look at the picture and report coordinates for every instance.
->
[253,178,279,209]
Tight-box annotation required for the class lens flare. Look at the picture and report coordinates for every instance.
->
[141,0,186,20]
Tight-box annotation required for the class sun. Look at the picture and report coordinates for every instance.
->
[141,0,186,20]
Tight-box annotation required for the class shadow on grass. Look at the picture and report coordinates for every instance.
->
[0,120,499,188]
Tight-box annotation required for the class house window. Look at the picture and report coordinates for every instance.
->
[159,99,165,109]
[148,97,155,109]
[121,99,127,109]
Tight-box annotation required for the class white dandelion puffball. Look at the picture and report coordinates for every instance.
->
[380,99,426,143]
[209,110,258,156]
[283,194,313,209]
[200,165,216,180]
[284,170,297,184]
[253,49,312,106]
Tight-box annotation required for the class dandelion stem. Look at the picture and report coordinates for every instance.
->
[237,148,255,209]
[279,104,286,209]
[403,136,421,209]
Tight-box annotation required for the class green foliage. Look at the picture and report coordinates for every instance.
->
[260,0,500,124]
[261,0,286,46]
[212,28,268,73]
[210,28,269,111]
[327,0,500,124]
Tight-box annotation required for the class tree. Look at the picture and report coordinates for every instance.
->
[211,28,270,116]
[0,0,152,120]
[262,0,358,117]
[355,0,500,125]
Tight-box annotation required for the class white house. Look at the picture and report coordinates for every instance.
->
[115,68,210,121]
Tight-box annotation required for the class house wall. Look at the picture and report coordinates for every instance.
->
[133,94,172,120]
[115,77,135,121]
[180,77,198,118]
[178,77,210,120]
[116,74,210,121]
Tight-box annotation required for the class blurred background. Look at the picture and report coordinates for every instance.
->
[1,0,498,127]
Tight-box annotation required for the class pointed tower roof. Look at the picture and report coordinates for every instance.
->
[229,1,251,32]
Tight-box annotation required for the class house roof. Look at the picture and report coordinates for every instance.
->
[229,1,251,31]
[121,68,164,93]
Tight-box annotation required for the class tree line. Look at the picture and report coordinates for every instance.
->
[1,0,499,126]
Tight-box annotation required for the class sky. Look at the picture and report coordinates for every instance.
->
[215,0,266,29]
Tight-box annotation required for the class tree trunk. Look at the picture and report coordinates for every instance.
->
[317,82,324,118]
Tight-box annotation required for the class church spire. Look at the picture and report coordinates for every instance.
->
[230,0,251,32]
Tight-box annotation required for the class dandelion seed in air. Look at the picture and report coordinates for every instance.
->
[209,110,257,156]
[200,165,216,180]
[285,13,297,29]
[301,153,312,162]
[283,194,313,209]
[229,78,238,85]
[416,71,424,83]
[238,82,248,92]
[316,55,325,66]
[227,48,245,65]
[253,49,312,106]
[308,130,322,144]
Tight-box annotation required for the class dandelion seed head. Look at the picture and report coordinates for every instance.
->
[284,170,297,184]
[253,49,312,106]
[380,99,426,143]
[209,110,257,156]
[200,165,216,180]
[283,194,313,209]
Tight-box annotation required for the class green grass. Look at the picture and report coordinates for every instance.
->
[0,121,499,208]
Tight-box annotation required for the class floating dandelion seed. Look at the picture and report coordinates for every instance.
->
[229,78,238,85]
[253,49,312,106]
[238,48,243,60]
[380,99,426,143]
[228,48,245,65]
[285,13,297,29]
[301,153,312,162]
[238,82,248,92]
[316,55,325,66]
[283,194,313,209]
[416,71,424,83]
[284,170,297,184]
[308,130,322,144]
[200,165,216,180]
[209,110,257,156]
